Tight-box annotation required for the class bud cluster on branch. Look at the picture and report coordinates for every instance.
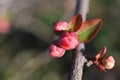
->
[49,14,115,72]
[49,22,79,58]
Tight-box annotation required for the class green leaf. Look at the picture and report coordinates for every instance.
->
[76,19,102,43]
[68,14,82,31]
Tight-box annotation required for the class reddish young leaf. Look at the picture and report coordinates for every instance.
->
[68,14,82,32]
[76,19,102,43]
[96,47,107,60]
[98,63,106,72]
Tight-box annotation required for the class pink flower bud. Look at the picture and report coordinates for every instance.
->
[0,19,10,34]
[54,21,68,32]
[49,44,66,58]
[58,32,79,50]
[102,56,115,69]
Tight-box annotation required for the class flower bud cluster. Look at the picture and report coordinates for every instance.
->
[49,21,79,58]
[102,56,115,70]
[94,47,115,72]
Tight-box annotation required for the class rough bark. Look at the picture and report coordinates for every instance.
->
[70,43,87,80]
[70,0,90,80]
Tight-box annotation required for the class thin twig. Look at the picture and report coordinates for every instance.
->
[70,0,90,80]
[70,43,87,80]
[75,0,90,21]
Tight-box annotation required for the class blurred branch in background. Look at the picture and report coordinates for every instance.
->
[7,51,51,80]
[0,0,13,18]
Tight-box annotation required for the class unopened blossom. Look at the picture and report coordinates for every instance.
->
[58,32,79,50]
[49,44,66,58]
[94,47,115,72]
[54,21,68,31]
[53,21,68,35]
[102,56,115,69]
[0,19,10,34]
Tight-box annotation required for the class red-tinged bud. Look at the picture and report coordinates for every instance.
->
[54,21,68,35]
[98,64,106,72]
[54,21,68,31]
[49,44,66,58]
[0,19,10,34]
[102,56,115,69]
[58,32,79,50]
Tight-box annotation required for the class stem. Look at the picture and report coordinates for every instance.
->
[70,43,87,80]
[70,0,90,80]
[75,0,90,21]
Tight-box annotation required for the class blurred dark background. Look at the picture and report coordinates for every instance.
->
[0,0,120,80]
